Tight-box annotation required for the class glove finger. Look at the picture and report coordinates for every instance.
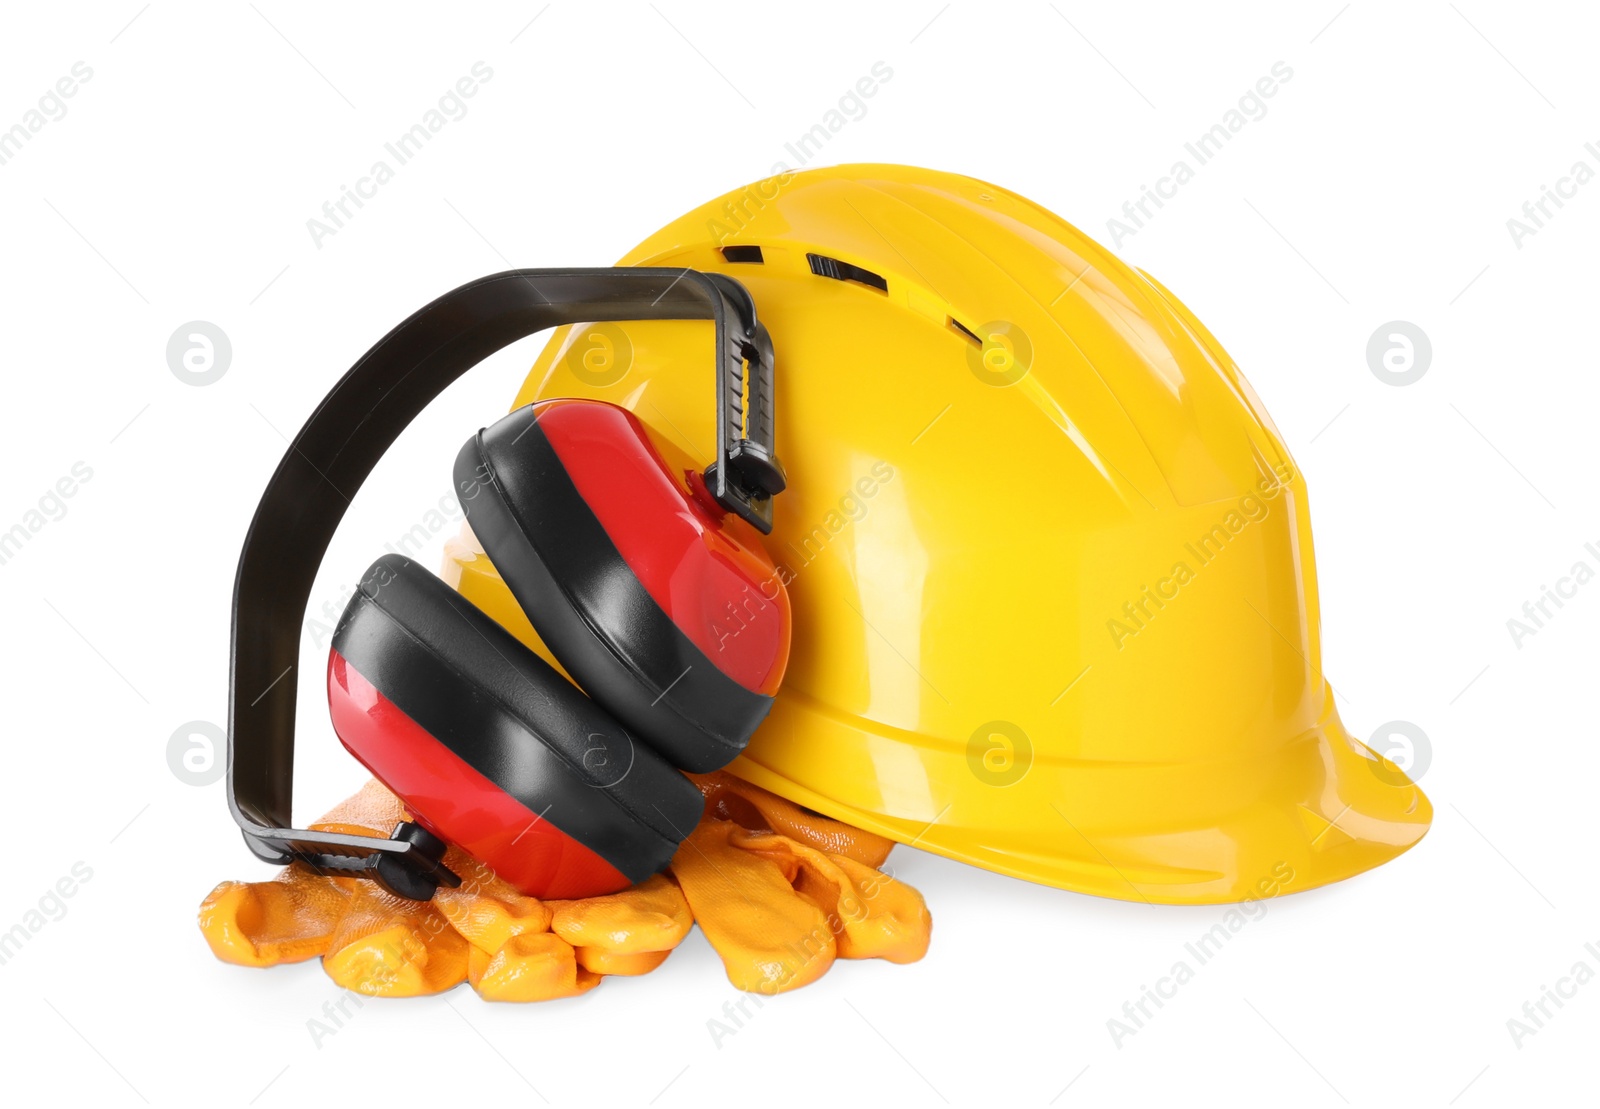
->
[670,820,836,994]
[434,848,554,953]
[469,933,601,1002]
[322,883,469,997]
[575,947,672,976]
[546,874,692,955]
[436,890,553,955]
[823,852,932,964]
[689,771,895,867]
[731,828,932,964]
[198,863,354,968]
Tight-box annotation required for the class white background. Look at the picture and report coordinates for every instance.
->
[0,2,1595,1105]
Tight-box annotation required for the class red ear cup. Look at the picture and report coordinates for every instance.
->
[455,400,791,772]
[327,554,705,899]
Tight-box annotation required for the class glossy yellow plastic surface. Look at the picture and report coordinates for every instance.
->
[446,164,1430,905]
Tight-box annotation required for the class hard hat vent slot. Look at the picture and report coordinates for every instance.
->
[806,252,888,293]
[948,317,982,347]
[721,245,764,264]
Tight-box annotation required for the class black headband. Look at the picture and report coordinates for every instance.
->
[226,268,783,894]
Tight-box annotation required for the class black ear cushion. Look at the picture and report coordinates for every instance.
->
[330,554,706,880]
[454,404,772,772]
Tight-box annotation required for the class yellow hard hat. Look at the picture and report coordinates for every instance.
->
[444,163,1430,906]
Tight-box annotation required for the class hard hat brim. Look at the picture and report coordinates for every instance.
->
[729,689,1431,907]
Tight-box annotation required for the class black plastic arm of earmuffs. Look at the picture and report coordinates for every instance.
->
[227,268,783,898]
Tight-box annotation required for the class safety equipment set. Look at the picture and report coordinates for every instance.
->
[215,165,1431,993]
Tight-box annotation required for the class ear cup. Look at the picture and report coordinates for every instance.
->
[327,553,705,899]
[454,400,791,772]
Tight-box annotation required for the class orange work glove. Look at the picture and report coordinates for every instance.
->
[200,773,930,1001]
[675,772,931,993]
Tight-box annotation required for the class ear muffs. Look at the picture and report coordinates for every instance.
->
[230,267,786,901]
[455,400,791,772]
[327,553,705,899]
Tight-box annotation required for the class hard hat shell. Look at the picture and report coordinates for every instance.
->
[444,164,1431,905]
